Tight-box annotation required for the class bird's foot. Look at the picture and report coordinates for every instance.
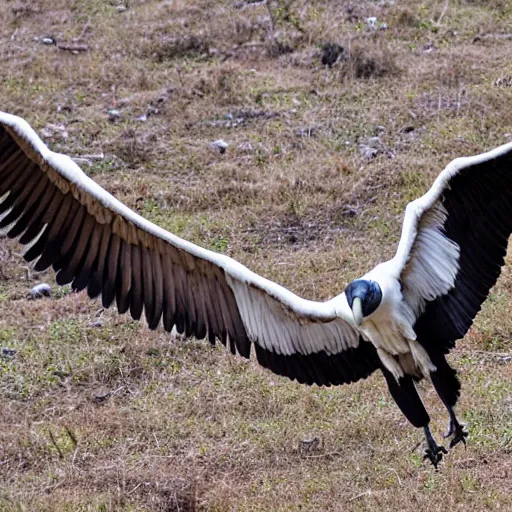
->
[443,420,468,449]
[423,443,448,469]
[423,426,447,469]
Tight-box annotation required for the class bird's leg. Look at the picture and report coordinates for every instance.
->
[425,351,468,450]
[423,425,447,469]
[443,405,468,449]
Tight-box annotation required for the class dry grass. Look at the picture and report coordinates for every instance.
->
[1,0,512,510]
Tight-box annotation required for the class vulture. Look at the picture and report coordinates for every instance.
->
[1,111,512,468]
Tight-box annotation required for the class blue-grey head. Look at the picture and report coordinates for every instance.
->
[344,279,382,326]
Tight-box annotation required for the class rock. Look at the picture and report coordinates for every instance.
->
[136,114,147,122]
[1,348,16,359]
[297,126,316,138]
[30,283,52,298]
[42,37,56,45]
[40,123,68,140]
[359,144,379,160]
[422,41,435,53]
[107,109,121,122]
[321,43,345,68]
[299,435,322,454]
[211,139,229,154]
[365,17,378,29]
[146,105,160,116]
[116,5,127,12]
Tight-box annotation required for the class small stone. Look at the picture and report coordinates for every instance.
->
[30,283,52,298]
[379,22,388,30]
[297,126,316,138]
[40,123,68,139]
[422,41,435,53]
[42,37,56,45]
[210,139,229,154]
[116,5,127,12]
[299,435,322,454]
[321,43,345,68]
[107,109,121,121]
[365,17,378,29]
[136,114,147,122]
[1,348,16,359]
[360,144,379,160]
[146,105,160,116]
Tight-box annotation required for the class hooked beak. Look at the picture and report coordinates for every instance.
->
[352,296,363,326]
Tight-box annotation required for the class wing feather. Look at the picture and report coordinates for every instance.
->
[129,243,144,320]
[0,111,380,386]
[392,142,512,351]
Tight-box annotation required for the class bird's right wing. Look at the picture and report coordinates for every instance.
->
[0,112,380,386]
[391,142,512,352]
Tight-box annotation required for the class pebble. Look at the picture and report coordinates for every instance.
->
[107,109,121,121]
[297,126,316,138]
[359,144,380,160]
[30,283,52,298]
[210,139,229,154]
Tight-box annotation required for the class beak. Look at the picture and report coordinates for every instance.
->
[352,296,363,326]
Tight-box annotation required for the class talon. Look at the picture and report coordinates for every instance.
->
[423,445,447,469]
[443,424,455,439]
[449,426,468,449]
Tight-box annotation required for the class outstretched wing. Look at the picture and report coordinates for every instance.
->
[0,112,380,386]
[391,142,512,352]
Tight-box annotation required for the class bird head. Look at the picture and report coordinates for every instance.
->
[344,279,382,326]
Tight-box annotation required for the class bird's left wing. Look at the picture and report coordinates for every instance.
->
[0,112,380,386]
[391,142,512,352]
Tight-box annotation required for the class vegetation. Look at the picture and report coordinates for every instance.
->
[1,0,512,510]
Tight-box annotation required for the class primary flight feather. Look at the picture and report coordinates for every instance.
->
[1,111,512,467]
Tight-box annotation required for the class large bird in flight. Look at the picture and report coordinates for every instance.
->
[1,111,511,467]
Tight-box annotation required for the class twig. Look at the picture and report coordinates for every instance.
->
[348,490,373,502]
[128,483,143,495]
[389,467,403,486]
[80,153,105,160]
[71,447,80,468]
[303,451,342,459]
[73,22,90,42]
[57,42,89,53]
[49,430,64,459]
[410,439,423,453]
[436,0,449,25]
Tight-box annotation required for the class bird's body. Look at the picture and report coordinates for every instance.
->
[2,110,512,467]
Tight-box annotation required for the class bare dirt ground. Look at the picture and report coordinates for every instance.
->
[1,1,512,510]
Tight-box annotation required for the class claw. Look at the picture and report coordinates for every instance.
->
[423,445,448,469]
[423,425,448,469]
[443,417,468,449]
[449,426,468,449]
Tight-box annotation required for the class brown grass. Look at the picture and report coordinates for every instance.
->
[1,0,512,510]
